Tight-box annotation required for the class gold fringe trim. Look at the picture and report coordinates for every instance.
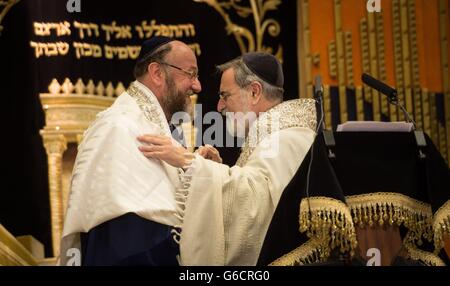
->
[433,200,450,252]
[404,241,446,266]
[298,197,358,261]
[273,194,448,265]
[346,192,434,247]
[269,238,327,266]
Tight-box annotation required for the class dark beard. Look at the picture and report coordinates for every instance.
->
[162,75,189,121]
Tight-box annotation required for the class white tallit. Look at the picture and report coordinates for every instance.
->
[179,99,317,266]
[60,81,183,265]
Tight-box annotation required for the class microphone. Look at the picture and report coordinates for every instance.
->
[314,75,324,99]
[361,73,397,104]
[361,73,417,129]
[314,75,325,132]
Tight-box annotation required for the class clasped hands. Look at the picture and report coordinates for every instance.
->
[137,135,222,168]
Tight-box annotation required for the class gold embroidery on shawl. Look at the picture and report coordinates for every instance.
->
[127,81,170,135]
[236,99,317,166]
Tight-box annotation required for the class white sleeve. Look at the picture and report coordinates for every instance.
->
[179,127,315,266]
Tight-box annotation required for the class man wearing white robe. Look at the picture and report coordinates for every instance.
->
[138,52,317,265]
[60,37,202,265]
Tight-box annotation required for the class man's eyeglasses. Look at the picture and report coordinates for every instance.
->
[159,62,199,80]
[219,87,244,101]
[218,91,231,101]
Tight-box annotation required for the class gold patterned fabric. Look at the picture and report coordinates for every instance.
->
[126,81,170,135]
[236,98,317,166]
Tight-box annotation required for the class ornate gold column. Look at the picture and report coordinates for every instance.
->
[333,0,348,123]
[40,134,67,257]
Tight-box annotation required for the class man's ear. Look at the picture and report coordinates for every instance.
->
[249,81,263,105]
[147,62,164,86]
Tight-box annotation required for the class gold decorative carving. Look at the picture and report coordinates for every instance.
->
[328,41,337,78]
[0,0,20,36]
[41,78,118,141]
[375,12,388,118]
[408,0,422,129]
[194,0,283,62]
[360,18,373,110]
[344,31,354,88]
[438,122,448,160]
[41,134,66,258]
[429,92,439,148]
[356,86,364,121]
[324,85,332,129]
[368,12,381,121]
[359,7,392,122]
[312,53,320,66]
[400,0,414,117]
[392,0,405,121]
[0,224,38,266]
[298,0,313,98]
[332,0,347,123]
[422,88,431,140]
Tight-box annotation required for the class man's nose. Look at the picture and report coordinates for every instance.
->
[191,77,201,93]
[217,98,226,112]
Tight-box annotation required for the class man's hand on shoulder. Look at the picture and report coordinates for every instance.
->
[137,135,194,168]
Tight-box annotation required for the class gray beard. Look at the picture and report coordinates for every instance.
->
[162,76,190,120]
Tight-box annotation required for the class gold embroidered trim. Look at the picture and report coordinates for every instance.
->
[298,197,358,261]
[433,200,450,252]
[404,241,446,266]
[236,99,317,166]
[346,192,434,248]
[269,238,327,266]
[127,81,170,135]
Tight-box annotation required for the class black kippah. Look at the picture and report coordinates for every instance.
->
[242,52,284,88]
[137,36,175,62]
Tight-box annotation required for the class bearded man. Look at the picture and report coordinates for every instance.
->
[60,36,201,266]
[138,52,317,265]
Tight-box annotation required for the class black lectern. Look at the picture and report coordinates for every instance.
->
[258,132,450,266]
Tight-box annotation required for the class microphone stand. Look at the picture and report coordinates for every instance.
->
[314,76,336,159]
[362,74,427,159]
[391,98,426,157]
